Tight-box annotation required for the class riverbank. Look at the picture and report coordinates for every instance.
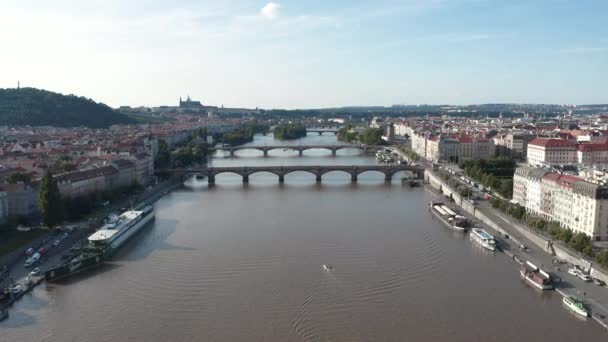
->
[424,169,608,331]
[0,178,182,318]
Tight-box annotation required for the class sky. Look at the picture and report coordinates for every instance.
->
[1,0,607,109]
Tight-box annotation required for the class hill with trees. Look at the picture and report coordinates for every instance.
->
[0,87,135,128]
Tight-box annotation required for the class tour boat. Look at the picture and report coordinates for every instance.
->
[45,207,155,282]
[87,206,155,252]
[322,264,334,271]
[520,261,553,290]
[563,296,589,317]
[470,228,496,251]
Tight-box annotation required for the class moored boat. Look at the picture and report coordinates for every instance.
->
[520,261,553,290]
[45,206,155,282]
[470,228,496,251]
[563,296,589,317]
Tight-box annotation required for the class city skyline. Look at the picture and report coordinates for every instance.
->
[1,0,607,109]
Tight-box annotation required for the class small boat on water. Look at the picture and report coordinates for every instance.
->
[322,264,334,272]
[563,296,589,317]
[520,261,553,290]
[470,228,496,251]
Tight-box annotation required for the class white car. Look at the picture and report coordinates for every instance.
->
[577,273,592,282]
[24,253,40,268]
[568,268,580,277]
[29,268,42,277]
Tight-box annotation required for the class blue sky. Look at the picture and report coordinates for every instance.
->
[1,0,607,108]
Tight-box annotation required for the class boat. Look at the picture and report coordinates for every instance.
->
[520,261,553,290]
[429,202,469,232]
[322,264,334,271]
[470,228,496,251]
[451,215,470,232]
[563,296,589,317]
[45,207,155,282]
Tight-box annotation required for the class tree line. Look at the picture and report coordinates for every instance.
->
[273,123,307,140]
[337,126,385,145]
[460,157,516,198]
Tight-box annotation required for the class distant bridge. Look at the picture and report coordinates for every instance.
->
[212,144,384,157]
[262,127,341,136]
[157,164,425,184]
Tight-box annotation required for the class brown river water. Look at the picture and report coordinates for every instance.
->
[1,134,605,341]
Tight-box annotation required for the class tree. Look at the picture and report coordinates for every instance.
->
[39,170,64,228]
[568,232,591,253]
[155,139,170,168]
[6,172,31,184]
[596,250,608,269]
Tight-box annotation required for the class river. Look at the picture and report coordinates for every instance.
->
[2,134,605,341]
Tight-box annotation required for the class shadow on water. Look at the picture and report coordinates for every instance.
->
[115,218,196,262]
[46,263,124,286]
[0,309,38,328]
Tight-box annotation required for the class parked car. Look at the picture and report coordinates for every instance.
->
[24,253,40,268]
[577,272,592,282]
[568,268,580,277]
[38,247,47,255]
[25,247,34,256]
[29,268,42,277]
[52,240,61,248]
[8,284,23,295]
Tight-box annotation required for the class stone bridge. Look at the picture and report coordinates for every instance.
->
[262,127,341,136]
[157,164,425,184]
[213,144,384,157]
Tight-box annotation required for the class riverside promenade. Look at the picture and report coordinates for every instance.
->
[424,169,608,331]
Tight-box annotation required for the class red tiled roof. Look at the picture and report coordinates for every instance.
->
[577,143,608,152]
[529,138,576,148]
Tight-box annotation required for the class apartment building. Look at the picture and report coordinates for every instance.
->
[526,138,576,166]
[513,166,608,240]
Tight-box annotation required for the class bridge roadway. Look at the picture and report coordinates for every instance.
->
[262,127,341,136]
[213,144,383,156]
[158,164,425,184]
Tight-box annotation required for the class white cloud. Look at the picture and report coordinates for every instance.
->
[260,2,281,20]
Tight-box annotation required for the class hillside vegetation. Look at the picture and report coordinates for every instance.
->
[0,88,135,128]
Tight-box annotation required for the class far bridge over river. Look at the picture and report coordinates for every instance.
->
[157,164,425,185]
[212,144,384,157]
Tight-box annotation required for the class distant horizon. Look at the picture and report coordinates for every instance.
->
[2,1,607,109]
[3,86,607,111]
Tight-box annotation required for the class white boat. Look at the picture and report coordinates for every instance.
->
[322,264,334,272]
[470,228,496,251]
[520,261,553,290]
[563,296,589,317]
[88,206,154,253]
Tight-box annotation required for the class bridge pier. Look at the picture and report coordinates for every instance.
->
[298,150,303,157]
[385,173,392,183]
[243,175,249,183]
[263,149,268,157]
[229,149,235,157]
[351,174,358,183]
[316,174,322,183]
[208,174,215,185]
[331,148,337,156]
[278,174,285,183]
